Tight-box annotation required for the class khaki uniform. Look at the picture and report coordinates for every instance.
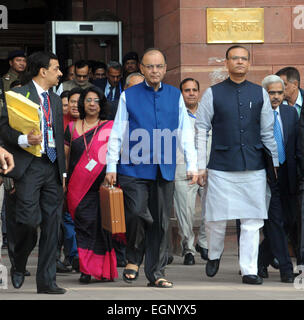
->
[63,79,91,91]
[2,68,19,92]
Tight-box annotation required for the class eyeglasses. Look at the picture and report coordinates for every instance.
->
[76,74,89,79]
[228,56,249,62]
[141,64,166,71]
[268,91,284,95]
[85,98,100,103]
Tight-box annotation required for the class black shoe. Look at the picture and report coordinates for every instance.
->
[184,253,195,265]
[167,255,174,265]
[1,235,7,249]
[56,260,72,273]
[117,260,127,268]
[270,257,279,270]
[10,268,25,289]
[195,243,208,261]
[37,284,66,294]
[206,258,221,277]
[280,273,294,283]
[79,273,91,284]
[72,257,80,272]
[24,270,31,277]
[242,275,263,285]
[258,266,269,278]
[63,258,72,267]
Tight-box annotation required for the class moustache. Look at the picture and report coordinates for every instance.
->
[271,99,281,103]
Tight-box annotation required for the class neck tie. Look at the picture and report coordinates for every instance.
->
[107,86,113,101]
[41,92,57,163]
[295,104,301,118]
[273,110,285,165]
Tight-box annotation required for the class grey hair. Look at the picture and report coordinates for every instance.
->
[262,75,285,91]
[107,60,122,71]
[125,72,144,87]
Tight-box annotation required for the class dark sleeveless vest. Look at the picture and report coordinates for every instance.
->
[208,78,266,171]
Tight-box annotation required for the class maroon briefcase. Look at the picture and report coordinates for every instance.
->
[99,185,126,234]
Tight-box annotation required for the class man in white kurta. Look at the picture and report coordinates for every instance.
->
[174,78,209,265]
[195,45,278,285]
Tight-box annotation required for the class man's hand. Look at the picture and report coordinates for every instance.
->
[0,147,15,174]
[187,171,198,185]
[28,129,42,145]
[197,169,208,187]
[274,167,278,180]
[105,172,117,186]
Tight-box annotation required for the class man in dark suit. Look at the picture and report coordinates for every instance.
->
[276,67,304,118]
[93,60,123,120]
[258,74,299,282]
[0,51,66,294]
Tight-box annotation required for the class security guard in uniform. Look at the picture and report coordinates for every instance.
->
[2,50,26,92]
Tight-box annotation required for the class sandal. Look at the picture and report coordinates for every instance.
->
[122,264,139,284]
[147,278,173,288]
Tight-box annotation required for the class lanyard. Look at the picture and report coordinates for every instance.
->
[40,95,52,127]
[82,120,100,161]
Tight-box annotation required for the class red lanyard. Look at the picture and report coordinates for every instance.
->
[40,95,52,127]
[82,120,100,161]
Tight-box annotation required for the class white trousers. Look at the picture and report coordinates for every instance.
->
[206,218,264,275]
[174,180,207,256]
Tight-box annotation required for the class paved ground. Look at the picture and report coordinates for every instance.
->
[0,232,303,302]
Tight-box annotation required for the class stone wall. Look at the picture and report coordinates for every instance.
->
[154,0,304,94]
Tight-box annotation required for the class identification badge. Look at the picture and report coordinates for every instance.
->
[47,128,56,148]
[85,159,97,172]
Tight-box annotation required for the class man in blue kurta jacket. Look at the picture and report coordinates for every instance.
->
[105,48,198,288]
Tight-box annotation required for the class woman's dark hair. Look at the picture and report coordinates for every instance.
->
[77,86,111,120]
[60,90,70,99]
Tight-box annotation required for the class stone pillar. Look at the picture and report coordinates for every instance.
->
[154,0,304,255]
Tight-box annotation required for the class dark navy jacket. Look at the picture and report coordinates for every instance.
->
[208,78,266,172]
[278,104,299,194]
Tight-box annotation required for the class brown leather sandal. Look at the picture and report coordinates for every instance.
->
[147,278,173,288]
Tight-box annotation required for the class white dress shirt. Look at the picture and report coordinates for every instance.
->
[18,80,55,154]
[104,80,116,100]
[283,89,303,117]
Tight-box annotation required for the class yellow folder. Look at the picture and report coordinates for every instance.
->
[5,90,42,157]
